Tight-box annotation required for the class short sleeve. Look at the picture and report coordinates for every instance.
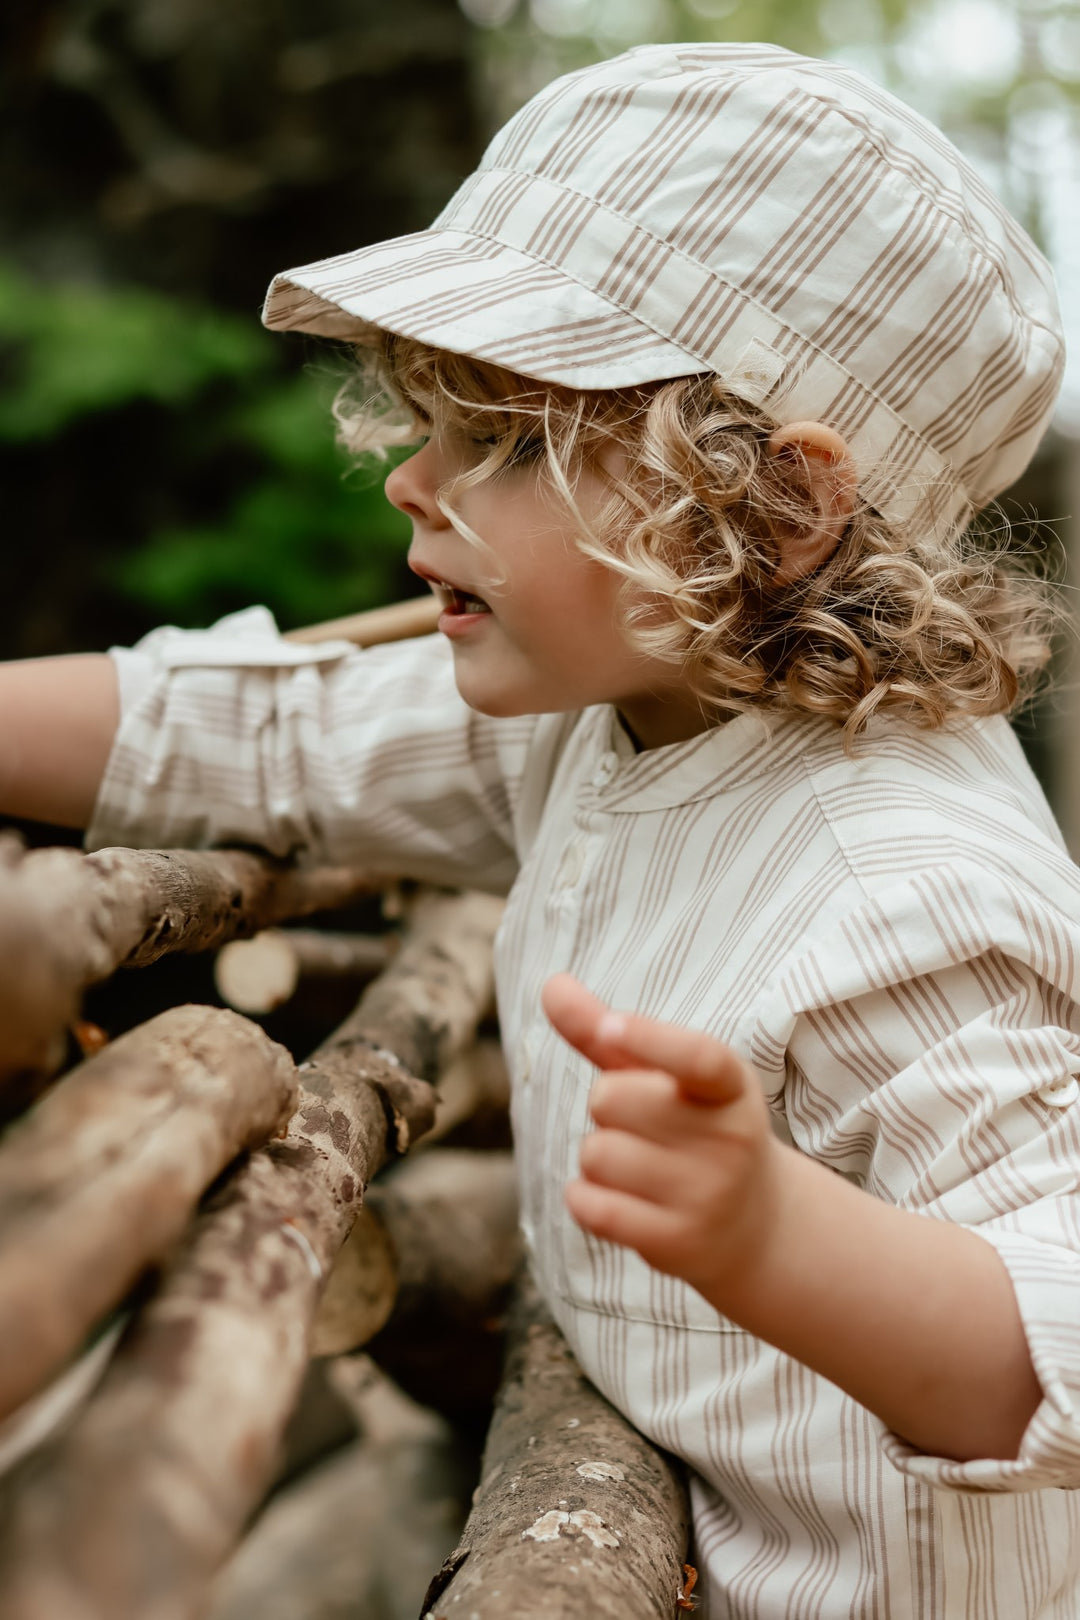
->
[750,855,1080,1493]
[87,606,544,893]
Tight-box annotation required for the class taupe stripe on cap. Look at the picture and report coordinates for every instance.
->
[263,43,1064,541]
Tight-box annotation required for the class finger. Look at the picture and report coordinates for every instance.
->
[578,1128,685,1203]
[602,1015,747,1107]
[564,1180,690,1274]
[543,973,746,1105]
[541,973,641,1070]
[588,1068,720,1145]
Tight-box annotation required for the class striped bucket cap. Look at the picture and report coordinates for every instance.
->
[263,42,1064,541]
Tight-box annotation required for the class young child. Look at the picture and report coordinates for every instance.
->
[5,41,1080,1618]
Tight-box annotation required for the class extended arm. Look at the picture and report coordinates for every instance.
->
[543,973,1042,1465]
[0,655,119,828]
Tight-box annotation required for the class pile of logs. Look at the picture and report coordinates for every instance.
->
[0,601,691,1620]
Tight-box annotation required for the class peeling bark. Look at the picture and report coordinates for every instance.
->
[422,1272,690,1620]
[0,836,378,1090]
[0,1004,297,1424]
[0,889,500,1620]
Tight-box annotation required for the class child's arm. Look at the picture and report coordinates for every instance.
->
[543,973,1043,1466]
[0,655,119,828]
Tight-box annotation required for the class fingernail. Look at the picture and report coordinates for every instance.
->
[596,1012,627,1045]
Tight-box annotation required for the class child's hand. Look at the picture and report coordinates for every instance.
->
[541,974,785,1305]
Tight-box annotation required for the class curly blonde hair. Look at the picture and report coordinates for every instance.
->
[335,330,1057,744]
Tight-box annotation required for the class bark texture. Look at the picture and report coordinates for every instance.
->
[312,1147,520,1360]
[422,1272,690,1620]
[0,888,501,1620]
[0,1004,297,1424]
[207,1366,470,1620]
[0,837,378,1089]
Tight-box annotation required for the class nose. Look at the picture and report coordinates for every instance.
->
[384,439,450,528]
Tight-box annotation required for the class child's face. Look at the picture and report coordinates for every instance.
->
[387,427,709,749]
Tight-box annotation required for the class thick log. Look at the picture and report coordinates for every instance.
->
[207,1364,470,1620]
[422,1272,691,1620]
[284,594,440,647]
[312,1147,520,1359]
[214,928,393,1015]
[0,836,378,1089]
[0,890,501,1620]
[0,1005,296,1425]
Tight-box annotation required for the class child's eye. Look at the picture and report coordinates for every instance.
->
[475,433,546,465]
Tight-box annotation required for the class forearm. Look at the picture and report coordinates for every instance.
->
[712,1146,1042,1463]
[0,654,119,828]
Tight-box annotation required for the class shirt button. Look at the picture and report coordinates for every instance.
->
[591,752,618,789]
[1037,1076,1079,1109]
[556,842,585,889]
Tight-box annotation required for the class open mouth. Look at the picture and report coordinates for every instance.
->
[432,581,491,616]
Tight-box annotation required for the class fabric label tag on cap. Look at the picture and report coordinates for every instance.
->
[725,337,787,405]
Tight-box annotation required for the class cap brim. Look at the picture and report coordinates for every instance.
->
[261,227,710,391]
[262,225,968,540]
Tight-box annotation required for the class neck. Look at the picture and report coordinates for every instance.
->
[615,693,714,751]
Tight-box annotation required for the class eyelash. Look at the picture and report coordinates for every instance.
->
[475,432,546,465]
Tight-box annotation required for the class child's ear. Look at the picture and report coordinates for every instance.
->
[767,421,858,584]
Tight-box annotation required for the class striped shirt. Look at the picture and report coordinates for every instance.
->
[92,608,1080,1618]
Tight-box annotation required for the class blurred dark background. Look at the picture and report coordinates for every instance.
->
[3,0,1079,829]
[1,0,484,658]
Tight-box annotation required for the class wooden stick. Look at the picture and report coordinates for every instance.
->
[214,928,394,1015]
[312,1147,520,1358]
[421,1270,691,1620]
[415,1035,510,1149]
[0,593,435,1089]
[0,1004,297,1426]
[0,839,378,1090]
[284,594,439,647]
[0,890,501,1620]
[87,846,382,971]
[207,1363,468,1620]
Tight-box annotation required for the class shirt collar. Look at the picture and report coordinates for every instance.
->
[581,705,838,812]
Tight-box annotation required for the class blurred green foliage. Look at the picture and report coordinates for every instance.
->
[0,261,414,632]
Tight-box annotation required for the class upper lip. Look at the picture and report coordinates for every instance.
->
[409,559,484,602]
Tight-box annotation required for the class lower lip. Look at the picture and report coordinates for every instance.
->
[438,608,493,639]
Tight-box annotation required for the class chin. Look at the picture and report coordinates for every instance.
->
[453,676,525,718]
[452,673,563,720]
[462,694,536,719]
